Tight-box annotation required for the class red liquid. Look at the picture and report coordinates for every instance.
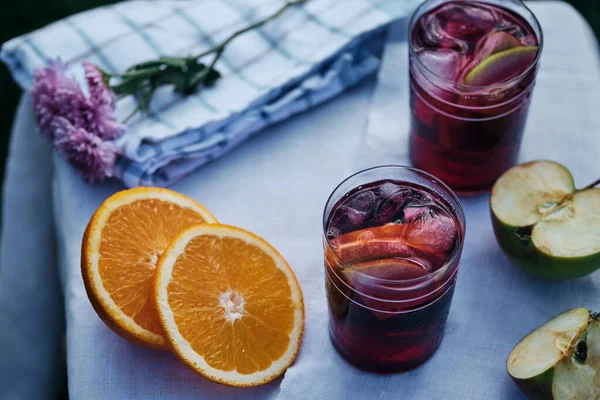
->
[409,1,540,194]
[324,180,463,373]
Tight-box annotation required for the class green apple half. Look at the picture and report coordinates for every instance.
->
[491,160,600,280]
[507,308,600,399]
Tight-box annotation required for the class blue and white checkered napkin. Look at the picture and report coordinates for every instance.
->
[1,0,419,187]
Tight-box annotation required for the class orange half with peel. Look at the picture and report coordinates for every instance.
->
[81,188,217,349]
[153,224,304,387]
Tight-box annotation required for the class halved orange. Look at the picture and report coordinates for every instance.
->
[153,224,304,386]
[81,188,217,349]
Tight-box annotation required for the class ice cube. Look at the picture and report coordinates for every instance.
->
[329,205,370,234]
[438,3,496,40]
[416,49,466,82]
[402,206,429,222]
[497,17,531,44]
[377,181,405,198]
[345,207,369,225]
[414,10,469,52]
[346,189,378,213]
[373,187,411,225]
[405,208,458,253]
[374,185,438,225]
[328,189,379,233]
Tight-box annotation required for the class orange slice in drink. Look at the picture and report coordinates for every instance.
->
[153,224,304,387]
[81,188,217,349]
[328,224,413,263]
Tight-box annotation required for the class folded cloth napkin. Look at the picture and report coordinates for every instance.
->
[1,0,419,187]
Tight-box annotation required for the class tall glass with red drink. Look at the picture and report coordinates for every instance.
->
[323,166,465,373]
[409,0,543,194]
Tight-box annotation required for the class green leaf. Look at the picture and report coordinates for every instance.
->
[167,73,191,95]
[111,76,146,95]
[204,68,221,85]
[110,68,158,95]
[186,66,221,94]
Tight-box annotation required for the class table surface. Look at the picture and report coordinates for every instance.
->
[2,1,600,399]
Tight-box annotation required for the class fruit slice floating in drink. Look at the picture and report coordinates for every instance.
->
[507,308,600,398]
[474,31,522,61]
[330,224,414,263]
[491,160,600,280]
[464,46,539,86]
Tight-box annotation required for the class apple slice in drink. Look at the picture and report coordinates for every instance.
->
[507,308,599,399]
[491,160,600,280]
[477,31,522,59]
[460,31,521,85]
[464,46,538,86]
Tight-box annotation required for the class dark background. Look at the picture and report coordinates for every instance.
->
[0,0,598,184]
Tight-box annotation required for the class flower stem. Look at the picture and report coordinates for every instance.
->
[111,0,308,122]
[190,0,308,65]
[122,106,141,124]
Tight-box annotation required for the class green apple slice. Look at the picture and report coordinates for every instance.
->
[465,46,538,86]
[533,189,600,259]
[462,32,522,78]
[491,160,575,227]
[507,308,592,399]
[552,316,600,399]
[491,160,600,280]
[477,31,522,61]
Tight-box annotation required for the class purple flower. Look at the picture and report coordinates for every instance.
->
[30,60,124,141]
[52,117,117,183]
[30,60,124,183]
[82,61,124,140]
[30,60,86,137]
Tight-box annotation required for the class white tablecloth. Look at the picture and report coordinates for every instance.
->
[1,1,600,399]
[0,96,65,399]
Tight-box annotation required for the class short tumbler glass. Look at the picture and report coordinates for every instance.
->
[323,166,466,373]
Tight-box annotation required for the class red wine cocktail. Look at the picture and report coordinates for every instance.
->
[409,0,543,194]
[323,166,465,373]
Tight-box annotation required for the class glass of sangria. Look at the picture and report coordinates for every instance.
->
[323,166,465,373]
[409,0,543,194]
